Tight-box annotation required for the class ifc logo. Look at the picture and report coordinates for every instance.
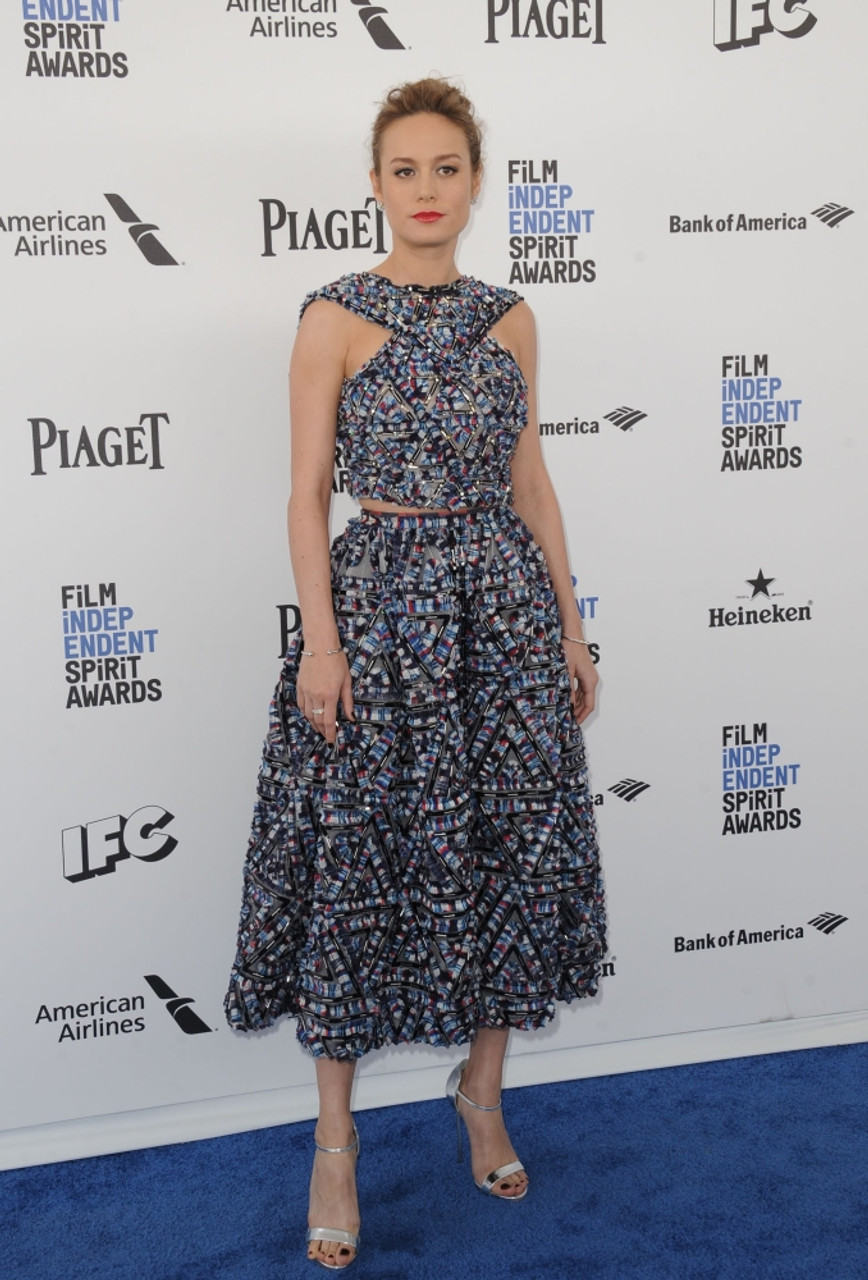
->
[713,0,816,50]
[62,806,177,883]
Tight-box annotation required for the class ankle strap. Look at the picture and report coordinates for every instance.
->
[314,1123,359,1155]
[456,1085,502,1113]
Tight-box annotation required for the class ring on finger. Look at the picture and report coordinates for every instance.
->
[312,708,325,716]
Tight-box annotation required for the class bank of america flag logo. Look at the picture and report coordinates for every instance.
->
[807,912,848,936]
[350,1,405,49]
[811,203,855,229]
[604,406,648,432]
[104,194,179,265]
[608,778,651,802]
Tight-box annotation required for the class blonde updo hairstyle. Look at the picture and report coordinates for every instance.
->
[370,77,484,175]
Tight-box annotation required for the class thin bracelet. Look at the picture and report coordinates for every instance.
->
[299,646,344,657]
[562,633,590,646]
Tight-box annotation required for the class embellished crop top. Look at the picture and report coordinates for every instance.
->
[299,271,527,511]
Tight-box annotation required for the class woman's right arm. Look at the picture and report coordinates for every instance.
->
[288,299,354,745]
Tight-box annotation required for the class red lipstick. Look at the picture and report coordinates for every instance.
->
[413,212,444,222]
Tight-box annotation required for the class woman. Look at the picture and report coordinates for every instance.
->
[226,78,606,1270]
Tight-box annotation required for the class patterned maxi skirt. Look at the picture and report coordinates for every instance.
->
[225,506,606,1059]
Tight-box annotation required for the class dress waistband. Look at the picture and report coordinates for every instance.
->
[359,505,502,521]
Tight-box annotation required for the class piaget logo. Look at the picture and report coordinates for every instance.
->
[260,196,386,258]
[486,0,606,44]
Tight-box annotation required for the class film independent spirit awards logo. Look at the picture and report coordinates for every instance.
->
[59,581,164,710]
[720,721,801,836]
[21,0,129,79]
[2,193,179,262]
[34,975,213,1044]
[719,353,804,473]
[506,158,596,287]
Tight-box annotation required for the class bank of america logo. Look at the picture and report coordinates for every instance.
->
[144,974,213,1034]
[604,406,647,432]
[104,194,179,265]
[807,912,848,936]
[811,203,855,229]
[608,778,651,802]
[350,1,405,49]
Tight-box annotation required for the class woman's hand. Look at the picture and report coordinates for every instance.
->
[563,641,598,725]
[296,651,354,745]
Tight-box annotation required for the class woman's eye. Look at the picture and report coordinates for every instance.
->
[439,166,458,175]
[393,167,414,178]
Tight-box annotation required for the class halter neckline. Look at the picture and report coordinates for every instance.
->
[362,271,467,295]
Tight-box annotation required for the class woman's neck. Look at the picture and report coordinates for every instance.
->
[369,250,462,288]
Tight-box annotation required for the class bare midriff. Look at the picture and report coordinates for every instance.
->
[359,499,476,516]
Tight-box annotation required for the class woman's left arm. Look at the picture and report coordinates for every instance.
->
[492,301,598,724]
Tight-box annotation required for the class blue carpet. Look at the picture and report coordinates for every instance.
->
[4,1042,868,1279]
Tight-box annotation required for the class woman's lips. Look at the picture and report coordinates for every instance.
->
[413,212,444,222]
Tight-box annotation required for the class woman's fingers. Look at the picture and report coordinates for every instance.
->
[340,670,355,723]
[319,703,338,744]
[302,695,337,742]
[563,647,598,724]
[577,677,595,719]
[297,653,351,743]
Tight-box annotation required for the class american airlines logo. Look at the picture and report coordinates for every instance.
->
[144,975,213,1035]
[104,194,179,266]
[807,912,848,936]
[350,1,404,49]
[604,406,648,432]
[608,778,651,802]
[811,203,855,229]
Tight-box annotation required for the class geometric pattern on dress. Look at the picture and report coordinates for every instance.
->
[300,272,528,513]
[225,276,606,1059]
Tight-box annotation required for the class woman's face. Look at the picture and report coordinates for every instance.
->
[371,112,481,251]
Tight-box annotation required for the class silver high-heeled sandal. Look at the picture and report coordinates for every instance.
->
[445,1059,528,1200]
[306,1124,361,1271]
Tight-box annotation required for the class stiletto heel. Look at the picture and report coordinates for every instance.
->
[445,1059,528,1200]
[306,1124,361,1270]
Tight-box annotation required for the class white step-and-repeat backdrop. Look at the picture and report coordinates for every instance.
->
[2,0,866,1169]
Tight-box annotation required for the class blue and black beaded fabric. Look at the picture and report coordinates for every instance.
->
[225,272,606,1059]
[307,271,526,510]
